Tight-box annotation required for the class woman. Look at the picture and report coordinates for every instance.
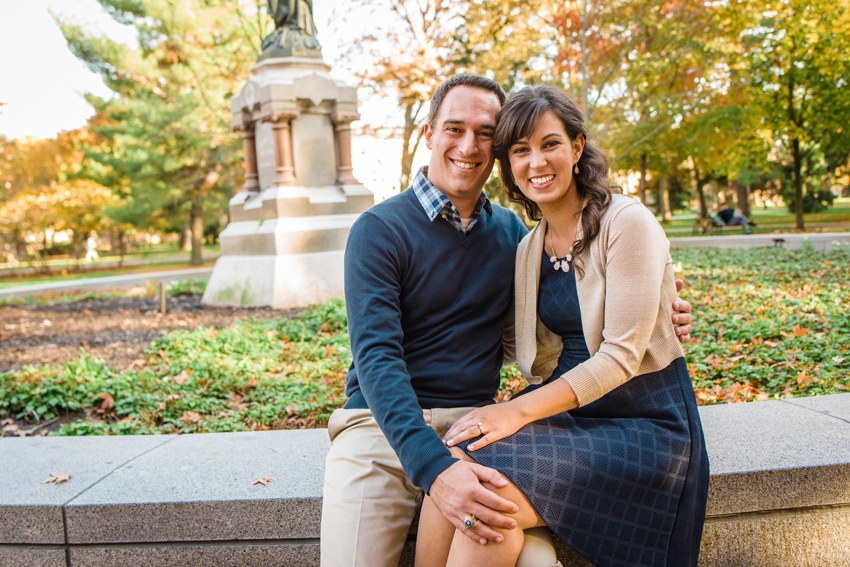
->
[415,86,709,567]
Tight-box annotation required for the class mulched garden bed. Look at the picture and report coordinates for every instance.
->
[0,295,290,373]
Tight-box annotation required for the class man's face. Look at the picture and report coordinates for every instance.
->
[423,86,501,206]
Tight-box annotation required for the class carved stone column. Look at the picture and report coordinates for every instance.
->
[331,112,359,185]
[263,111,299,187]
[239,123,260,192]
[208,56,374,310]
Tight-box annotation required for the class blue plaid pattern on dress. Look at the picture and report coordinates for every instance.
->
[411,167,492,234]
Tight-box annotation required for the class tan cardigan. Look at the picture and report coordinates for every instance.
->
[515,193,684,407]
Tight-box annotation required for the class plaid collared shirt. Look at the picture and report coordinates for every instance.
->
[411,167,492,234]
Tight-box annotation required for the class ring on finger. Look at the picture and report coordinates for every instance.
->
[476,422,485,436]
[463,513,479,530]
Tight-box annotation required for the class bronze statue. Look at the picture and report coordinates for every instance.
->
[261,0,320,57]
[268,0,317,36]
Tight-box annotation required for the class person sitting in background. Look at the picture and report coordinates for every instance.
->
[716,206,753,234]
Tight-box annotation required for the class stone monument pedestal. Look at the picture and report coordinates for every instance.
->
[203,56,373,309]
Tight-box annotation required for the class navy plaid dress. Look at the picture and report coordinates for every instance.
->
[461,252,709,567]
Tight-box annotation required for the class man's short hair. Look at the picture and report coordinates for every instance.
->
[428,74,507,126]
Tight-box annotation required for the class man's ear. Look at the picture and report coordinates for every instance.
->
[424,122,434,150]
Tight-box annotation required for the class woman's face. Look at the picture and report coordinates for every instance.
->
[508,111,584,210]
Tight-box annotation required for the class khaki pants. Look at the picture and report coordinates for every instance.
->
[320,408,561,567]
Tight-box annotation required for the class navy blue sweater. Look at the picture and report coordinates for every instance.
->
[343,188,528,492]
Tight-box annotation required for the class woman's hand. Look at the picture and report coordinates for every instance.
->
[443,402,529,452]
[445,379,579,451]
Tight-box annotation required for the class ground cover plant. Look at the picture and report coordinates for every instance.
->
[1,299,349,436]
[1,246,848,436]
[673,245,850,403]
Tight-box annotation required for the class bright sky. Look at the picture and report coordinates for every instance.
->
[0,0,424,196]
[0,0,359,139]
[0,0,124,139]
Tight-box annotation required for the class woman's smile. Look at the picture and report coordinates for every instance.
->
[529,174,556,188]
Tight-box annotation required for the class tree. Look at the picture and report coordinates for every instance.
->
[335,0,464,190]
[58,0,269,264]
[741,0,850,229]
[0,130,115,263]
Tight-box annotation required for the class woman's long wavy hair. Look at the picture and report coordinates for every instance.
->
[494,86,617,274]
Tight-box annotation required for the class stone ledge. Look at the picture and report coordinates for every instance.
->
[1,394,849,566]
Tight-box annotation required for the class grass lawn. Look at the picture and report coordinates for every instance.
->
[1,246,848,435]
[0,260,217,291]
[0,244,220,276]
[662,198,850,237]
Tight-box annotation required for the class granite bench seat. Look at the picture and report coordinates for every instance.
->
[2,393,850,567]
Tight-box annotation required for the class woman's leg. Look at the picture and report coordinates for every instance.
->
[415,447,546,567]
[415,493,457,567]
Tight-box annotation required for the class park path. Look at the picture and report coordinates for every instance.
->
[0,253,218,278]
[0,267,213,299]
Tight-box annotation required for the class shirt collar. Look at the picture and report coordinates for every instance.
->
[411,166,492,222]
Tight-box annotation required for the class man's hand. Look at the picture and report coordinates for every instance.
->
[428,460,519,545]
[673,279,693,343]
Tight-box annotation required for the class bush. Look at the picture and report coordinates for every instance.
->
[783,188,835,214]
[167,278,208,296]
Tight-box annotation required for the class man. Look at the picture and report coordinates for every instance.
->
[717,205,753,234]
[321,75,693,567]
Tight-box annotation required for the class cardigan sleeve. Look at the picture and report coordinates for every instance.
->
[561,203,674,406]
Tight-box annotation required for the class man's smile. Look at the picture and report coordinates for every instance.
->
[450,158,480,170]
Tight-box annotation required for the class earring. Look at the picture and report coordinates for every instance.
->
[574,164,579,175]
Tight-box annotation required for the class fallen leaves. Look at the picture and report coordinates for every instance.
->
[42,472,72,485]
[252,477,272,486]
[675,246,850,404]
[228,393,249,412]
[174,369,190,385]
[694,383,770,404]
[97,392,115,411]
[181,411,201,425]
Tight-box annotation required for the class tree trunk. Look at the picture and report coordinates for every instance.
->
[732,180,751,218]
[190,199,204,266]
[179,226,192,251]
[658,176,672,222]
[399,99,424,191]
[118,228,126,267]
[792,137,804,230]
[693,162,707,217]
[579,0,590,120]
[639,152,648,204]
[189,170,221,265]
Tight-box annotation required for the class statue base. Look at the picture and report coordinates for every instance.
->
[259,27,322,60]
[203,55,373,309]
[203,184,372,309]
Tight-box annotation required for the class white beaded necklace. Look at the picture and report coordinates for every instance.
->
[548,233,573,272]
[547,214,581,273]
